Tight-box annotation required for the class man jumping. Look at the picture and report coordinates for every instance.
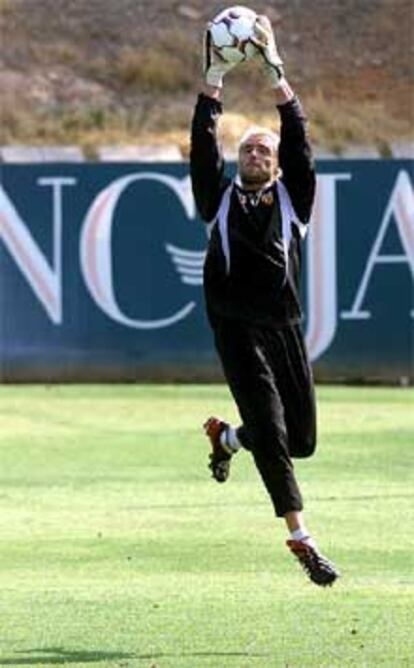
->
[190,16,339,586]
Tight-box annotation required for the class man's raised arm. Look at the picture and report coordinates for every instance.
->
[189,28,239,222]
[190,92,226,223]
[253,16,315,223]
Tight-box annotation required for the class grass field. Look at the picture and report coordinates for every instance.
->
[0,384,413,668]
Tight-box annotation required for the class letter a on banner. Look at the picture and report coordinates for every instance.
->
[342,170,414,319]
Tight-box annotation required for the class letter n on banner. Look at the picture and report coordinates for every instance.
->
[0,178,76,324]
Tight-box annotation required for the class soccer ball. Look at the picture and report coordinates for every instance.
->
[209,6,259,64]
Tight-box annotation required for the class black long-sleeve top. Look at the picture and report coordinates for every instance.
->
[190,93,316,329]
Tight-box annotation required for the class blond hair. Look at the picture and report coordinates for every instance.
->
[238,126,280,154]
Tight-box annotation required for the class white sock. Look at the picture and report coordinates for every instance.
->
[290,528,316,547]
[220,426,241,453]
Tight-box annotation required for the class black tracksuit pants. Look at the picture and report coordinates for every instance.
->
[213,320,316,517]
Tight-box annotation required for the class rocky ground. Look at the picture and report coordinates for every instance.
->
[0,0,413,155]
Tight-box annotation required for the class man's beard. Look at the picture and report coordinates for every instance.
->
[240,167,273,189]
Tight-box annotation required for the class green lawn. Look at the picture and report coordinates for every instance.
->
[0,385,413,668]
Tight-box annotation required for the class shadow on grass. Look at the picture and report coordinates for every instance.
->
[0,647,270,665]
[0,648,133,666]
[121,492,414,512]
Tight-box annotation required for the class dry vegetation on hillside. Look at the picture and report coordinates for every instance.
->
[0,0,413,156]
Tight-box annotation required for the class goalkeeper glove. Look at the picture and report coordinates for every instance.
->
[252,15,285,89]
[203,28,238,88]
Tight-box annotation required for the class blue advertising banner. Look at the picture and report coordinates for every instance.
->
[0,161,413,382]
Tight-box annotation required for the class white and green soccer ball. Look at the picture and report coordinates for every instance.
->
[209,6,259,64]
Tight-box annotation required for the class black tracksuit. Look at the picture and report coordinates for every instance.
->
[190,93,317,516]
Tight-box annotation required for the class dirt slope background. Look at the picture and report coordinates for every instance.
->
[1,0,413,156]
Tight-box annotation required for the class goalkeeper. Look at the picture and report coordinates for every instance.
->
[190,16,339,586]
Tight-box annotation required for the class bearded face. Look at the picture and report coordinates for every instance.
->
[238,133,279,189]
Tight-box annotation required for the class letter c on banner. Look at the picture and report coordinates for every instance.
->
[80,172,196,329]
